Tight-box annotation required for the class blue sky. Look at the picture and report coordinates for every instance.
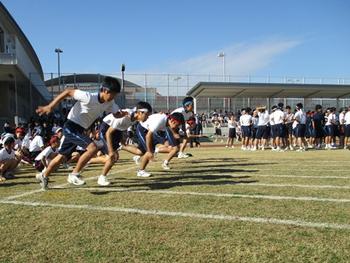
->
[2,0,350,78]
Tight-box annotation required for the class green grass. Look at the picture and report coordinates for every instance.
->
[1,146,350,262]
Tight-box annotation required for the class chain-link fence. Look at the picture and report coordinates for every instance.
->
[37,72,350,114]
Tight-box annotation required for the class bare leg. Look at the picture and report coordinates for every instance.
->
[72,143,98,174]
[102,152,119,176]
[43,154,66,177]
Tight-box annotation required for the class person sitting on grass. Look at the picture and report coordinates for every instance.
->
[0,134,21,181]
[96,101,152,186]
[35,76,121,190]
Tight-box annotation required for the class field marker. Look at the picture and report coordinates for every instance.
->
[68,187,350,203]
[1,199,349,230]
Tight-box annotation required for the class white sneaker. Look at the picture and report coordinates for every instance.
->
[67,173,85,185]
[137,170,151,177]
[97,175,110,186]
[178,152,189,159]
[133,155,141,165]
[35,172,43,181]
[162,161,171,170]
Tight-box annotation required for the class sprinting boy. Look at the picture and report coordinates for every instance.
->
[97,101,152,186]
[36,76,121,190]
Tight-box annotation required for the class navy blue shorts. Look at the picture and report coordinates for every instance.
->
[286,123,293,136]
[345,125,350,137]
[136,123,179,154]
[256,126,266,139]
[314,126,324,138]
[228,128,236,138]
[296,124,306,138]
[241,126,251,138]
[325,125,334,137]
[58,120,92,156]
[99,122,123,155]
[272,124,284,138]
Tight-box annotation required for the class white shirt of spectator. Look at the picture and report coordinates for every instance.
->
[269,112,275,126]
[68,90,120,129]
[285,112,294,124]
[103,111,132,131]
[325,113,335,126]
[29,135,44,152]
[294,109,306,126]
[0,148,15,161]
[240,114,252,126]
[344,111,350,125]
[258,111,270,126]
[22,134,31,149]
[272,109,285,125]
[14,138,22,150]
[339,112,345,125]
[171,107,193,121]
[227,119,237,129]
[34,146,58,165]
[140,113,168,132]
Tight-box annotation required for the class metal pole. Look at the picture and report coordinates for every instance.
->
[167,74,170,111]
[121,64,125,108]
[144,73,147,102]
[176,80,179,107]
[14,71,18,125]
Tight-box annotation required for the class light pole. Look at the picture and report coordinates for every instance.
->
[217,52,225,81]
[55,48,63,109]
[217,51,226,111]
[121,64,125,107]
[174,76,182,107]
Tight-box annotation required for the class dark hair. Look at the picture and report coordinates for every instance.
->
[278,102,284,108]
[182,97,194,107]
[271,105,277,110]
[101,76,121,93]
[136,101,152,113]
[168,112,185,124]
[286,105,291,110]
[315,104,322,111]
[296,103,303,109]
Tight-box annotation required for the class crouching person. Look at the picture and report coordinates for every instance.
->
[0,134,21,181]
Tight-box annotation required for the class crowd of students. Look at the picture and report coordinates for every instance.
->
[0,76,204,188]
[217,103,350,152]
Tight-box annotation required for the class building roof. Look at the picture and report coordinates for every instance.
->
[187,82,350,99]
[0,2,44,78]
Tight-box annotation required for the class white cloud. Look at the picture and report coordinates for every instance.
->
[157,39,301,76]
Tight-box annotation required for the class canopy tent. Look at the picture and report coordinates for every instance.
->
[187,82,350,112]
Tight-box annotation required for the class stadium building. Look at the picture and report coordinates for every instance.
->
[0,2,50,127]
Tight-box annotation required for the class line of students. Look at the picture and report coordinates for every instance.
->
[234,103,350,151]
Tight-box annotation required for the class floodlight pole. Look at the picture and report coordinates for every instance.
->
[174,76,182,107]
[121,64,125,107]
[55,48,63,110]
[218,52,226,110]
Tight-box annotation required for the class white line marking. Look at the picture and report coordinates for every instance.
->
[0,199,349,230]
[4,166,136,200]
[249,183,350,189]
[210,173,350,179]
[68,187,350,203]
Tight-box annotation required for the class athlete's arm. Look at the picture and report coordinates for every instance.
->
[36,88,76,116]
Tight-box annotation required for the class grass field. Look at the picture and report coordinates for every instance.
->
[1,146,350,262]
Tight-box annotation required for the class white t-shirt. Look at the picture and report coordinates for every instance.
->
[272,109,285,125]
[140,113,167,132]
[325,113,335,126]
[0,148,15,161]
[22,134,31,149]
[294,110,306,126]
[258,111,270,126]
[68,90,120,129]
[34,146,58,165]
[240,114,252,126]
[344,112,350,125]
[227,119,237,129]
[285,112,294,124]
[269,113,275,126]
[172,107,193,121]
[339,112,345,125]
[103,111,132,131]
[14,138,22,150]
[29,135,44,152]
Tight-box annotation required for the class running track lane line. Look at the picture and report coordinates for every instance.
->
[64,187,350,203]
[0,199,349,230]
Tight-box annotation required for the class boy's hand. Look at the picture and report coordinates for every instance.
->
[36,105,52,116]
